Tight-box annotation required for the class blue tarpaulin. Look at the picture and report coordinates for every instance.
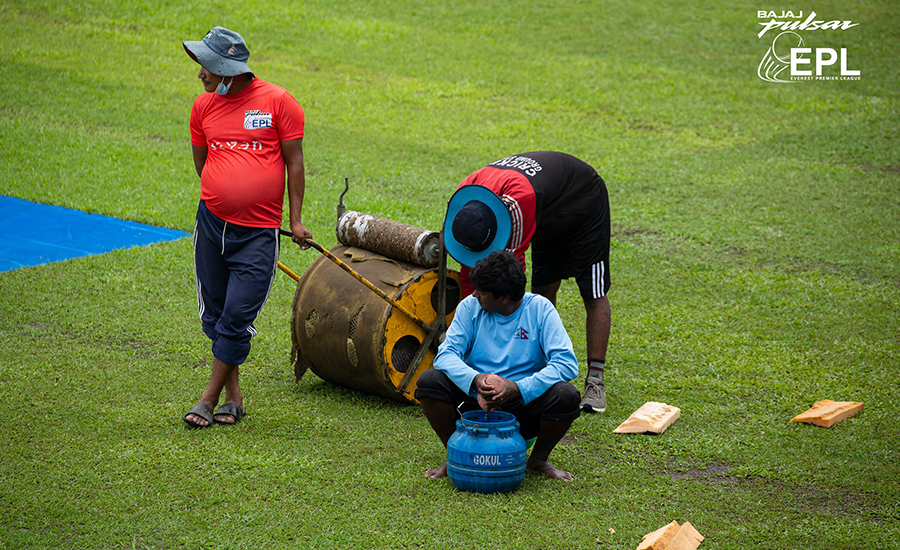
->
[0,196,190,272]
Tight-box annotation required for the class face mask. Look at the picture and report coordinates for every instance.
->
[215,76,234,95]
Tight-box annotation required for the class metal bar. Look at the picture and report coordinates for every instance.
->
[280,230,432,333]
[277,261,301,282]
[396,237,449,396]
[306,240,432,332]
[436,231,447,335]
[336,177,349,229]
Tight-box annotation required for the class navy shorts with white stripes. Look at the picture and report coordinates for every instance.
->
[193,200,279,366]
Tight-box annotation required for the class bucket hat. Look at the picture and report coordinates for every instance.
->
[183,27,251,76]
[443,185,512,267]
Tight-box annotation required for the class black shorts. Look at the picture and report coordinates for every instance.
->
[415,369,581,440]
[531,210,610,300]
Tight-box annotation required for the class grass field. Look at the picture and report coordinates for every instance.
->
[1,0,898,548]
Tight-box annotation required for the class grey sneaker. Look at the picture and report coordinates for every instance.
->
[581,377,606,413]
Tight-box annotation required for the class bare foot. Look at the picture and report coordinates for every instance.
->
[526,456,573,481]
[425,463,448,479]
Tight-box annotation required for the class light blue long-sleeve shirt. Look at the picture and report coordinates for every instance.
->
[433,293,579,404]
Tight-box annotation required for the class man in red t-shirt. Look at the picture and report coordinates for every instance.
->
[444,152,612,414]
[181,27,310,428]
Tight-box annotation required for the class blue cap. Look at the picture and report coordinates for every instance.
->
[443,185,512,267]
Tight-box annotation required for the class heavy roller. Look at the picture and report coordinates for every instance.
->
[284,181,461,403]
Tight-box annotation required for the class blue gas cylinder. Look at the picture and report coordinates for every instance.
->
[446,410,528,493]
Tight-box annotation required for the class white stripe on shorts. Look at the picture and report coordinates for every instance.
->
[592,261,606,299]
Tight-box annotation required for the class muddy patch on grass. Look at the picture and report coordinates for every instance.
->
[861,162,900,174]
[661,460,884,521]
[667,461,742,484]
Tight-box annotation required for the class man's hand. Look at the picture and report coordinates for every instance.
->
[474,373,520,411]
[290,220,312,249]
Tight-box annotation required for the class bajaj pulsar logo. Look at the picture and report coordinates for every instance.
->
[756,11,861,83]
[244,110,273,129]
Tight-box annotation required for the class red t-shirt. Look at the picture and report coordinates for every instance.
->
[456,167,537,296]
[454,152,607,295]
[190,78,305,227]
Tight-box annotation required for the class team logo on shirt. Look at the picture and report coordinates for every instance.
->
[491,155,543,177]
[514,328,529,340]
[244,110,273,130]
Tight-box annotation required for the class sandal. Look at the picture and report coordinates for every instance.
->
[182,402,214,428]
[213,402,245,425]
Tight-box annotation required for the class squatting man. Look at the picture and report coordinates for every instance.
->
[415,250,582,481]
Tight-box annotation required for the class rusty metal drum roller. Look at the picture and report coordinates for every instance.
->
[291,244,460,403]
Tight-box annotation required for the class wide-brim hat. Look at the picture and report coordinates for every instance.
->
[443,185,512,267]
[183,26,251,77]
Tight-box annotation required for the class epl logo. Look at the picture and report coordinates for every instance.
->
[756,11,860,83]
[758,32,860,83]
[244,110,273,129]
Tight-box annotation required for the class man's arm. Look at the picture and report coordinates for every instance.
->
[191,144,208,178]
[281,138,312,249]
[514,299,579,404]
[433,297,483,394]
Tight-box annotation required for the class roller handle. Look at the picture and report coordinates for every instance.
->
[279,230,432,333]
